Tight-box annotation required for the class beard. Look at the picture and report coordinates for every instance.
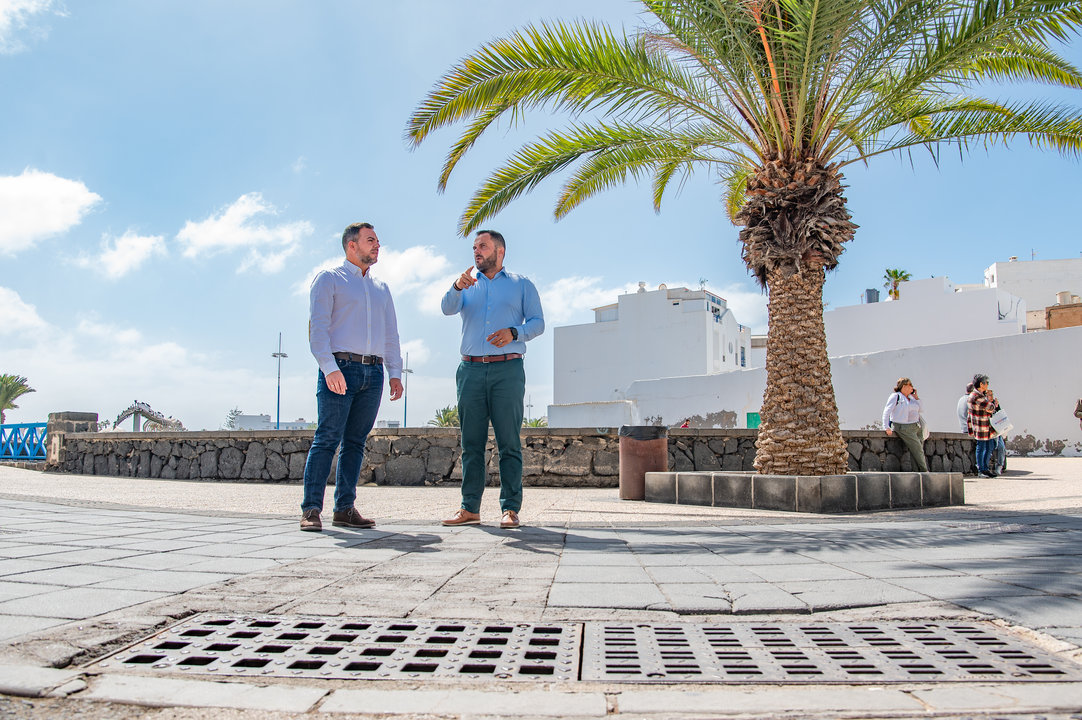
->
[475,251,497,273]
[359,251,378,266]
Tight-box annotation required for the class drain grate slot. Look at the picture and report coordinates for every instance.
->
[581,622,1082,683]
[91,614,580,681]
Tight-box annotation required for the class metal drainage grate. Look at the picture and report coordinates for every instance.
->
[581,622,1082,683]
[91,614,579,681]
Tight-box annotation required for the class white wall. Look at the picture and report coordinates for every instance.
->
[985,257,1082,311]
[554,326,1082,456]
[553,286,749,405]
[824,277,1026,357]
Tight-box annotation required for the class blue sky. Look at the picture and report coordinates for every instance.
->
[1,1,1080,431]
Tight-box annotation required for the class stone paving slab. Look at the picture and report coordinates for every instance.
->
[319,688,608,716]
[84,674,326,712]
[2,460,1082,718]
[0,664,82,698]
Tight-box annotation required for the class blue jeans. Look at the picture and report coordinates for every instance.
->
[975,438,995,475]
[301,360,383,513]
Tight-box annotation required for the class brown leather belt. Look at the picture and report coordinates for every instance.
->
[462,353,523,363]
[333,352,383,365]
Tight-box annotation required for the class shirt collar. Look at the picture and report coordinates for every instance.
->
[342,259,370,278]
[481,267,507,281]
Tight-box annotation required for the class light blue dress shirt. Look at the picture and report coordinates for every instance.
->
[309,260,403,379]
[441,268,545,356]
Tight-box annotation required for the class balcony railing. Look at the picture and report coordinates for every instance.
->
[0,423,47,460]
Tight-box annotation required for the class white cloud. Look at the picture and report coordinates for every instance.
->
[74,230,167,279]
[176,192,312,273]
[715,282,768,333]
[0,286,48,334]
[400,338,430,367]
[291,156,306,174]
[76,316,143,346]
[539,276,640,325]
[0,0,60,54]
[293,245,456,315]
[0,169,102,255]
[294,255,341,297]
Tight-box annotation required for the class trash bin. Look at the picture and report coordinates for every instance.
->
[618,425,668,500]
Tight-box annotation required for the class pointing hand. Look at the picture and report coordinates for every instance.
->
[454,266,476,291]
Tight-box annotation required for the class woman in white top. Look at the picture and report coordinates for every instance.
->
[882,377,929,472]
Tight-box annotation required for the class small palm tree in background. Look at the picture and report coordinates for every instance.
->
[523,416,549,427]
[407,0,1082,475]
[883,268,913,300]
[428,405,460,427]
[0,374,35,424]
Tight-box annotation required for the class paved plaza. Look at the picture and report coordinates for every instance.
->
[1,458,1082,718]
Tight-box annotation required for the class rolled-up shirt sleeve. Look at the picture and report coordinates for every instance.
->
[309,273,338,377]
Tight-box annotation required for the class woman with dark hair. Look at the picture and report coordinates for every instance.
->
[967,373,999,478]
[882,377,928,472]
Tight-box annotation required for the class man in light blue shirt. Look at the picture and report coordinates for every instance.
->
[441,230,544,529]
[300,222,404,532]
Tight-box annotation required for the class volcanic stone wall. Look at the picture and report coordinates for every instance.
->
[46,427,975,484]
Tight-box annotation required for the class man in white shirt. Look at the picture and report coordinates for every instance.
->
[300,222,404,532]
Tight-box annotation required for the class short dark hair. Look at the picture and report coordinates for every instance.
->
[476,229,505,250]
[894,377,911,393]
[973,373,989,387]
[342,222,374,251]
[966,381,975,393]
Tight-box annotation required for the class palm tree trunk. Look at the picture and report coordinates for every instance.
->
[754,264,848,475]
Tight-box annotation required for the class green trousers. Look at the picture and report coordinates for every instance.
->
[456,359,525,513]
[893,421,929,472]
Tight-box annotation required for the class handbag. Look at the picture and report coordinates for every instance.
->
[990,409,1013,436]
[918,415,931,440]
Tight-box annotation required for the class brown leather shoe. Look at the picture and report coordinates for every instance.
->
[442,509,481,526]
[332,507,375,529]
[500,510,520,529]
[300,509,322,532]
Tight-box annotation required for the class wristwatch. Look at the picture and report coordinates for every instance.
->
[508,327,518,341]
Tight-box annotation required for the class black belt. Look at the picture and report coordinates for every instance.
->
[462,353,522,363]
[333,352,383,365]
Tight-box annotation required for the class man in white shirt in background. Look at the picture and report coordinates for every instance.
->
[300,222,404,532]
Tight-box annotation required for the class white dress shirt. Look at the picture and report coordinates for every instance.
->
[308,260,403,379]
[883,391,922,429]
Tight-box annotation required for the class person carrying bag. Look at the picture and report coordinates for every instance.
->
[882,377,929,472]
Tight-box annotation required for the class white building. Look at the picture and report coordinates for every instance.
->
[547,259,1082,453]
[551,283,750,424]
[978,256,1082,330]
[234,414,312,431]
[824,277,1026,357]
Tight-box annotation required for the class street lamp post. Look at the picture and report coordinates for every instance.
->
[402,352,414,427]
[271,333,288,430]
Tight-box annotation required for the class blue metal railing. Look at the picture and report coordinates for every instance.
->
[0,423,47,460]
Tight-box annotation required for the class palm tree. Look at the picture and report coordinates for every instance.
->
[0,374,36,424]
[883,268,913,300]
[523,416,549,427]
[428,405,460,427]
[407,0,1082,475]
